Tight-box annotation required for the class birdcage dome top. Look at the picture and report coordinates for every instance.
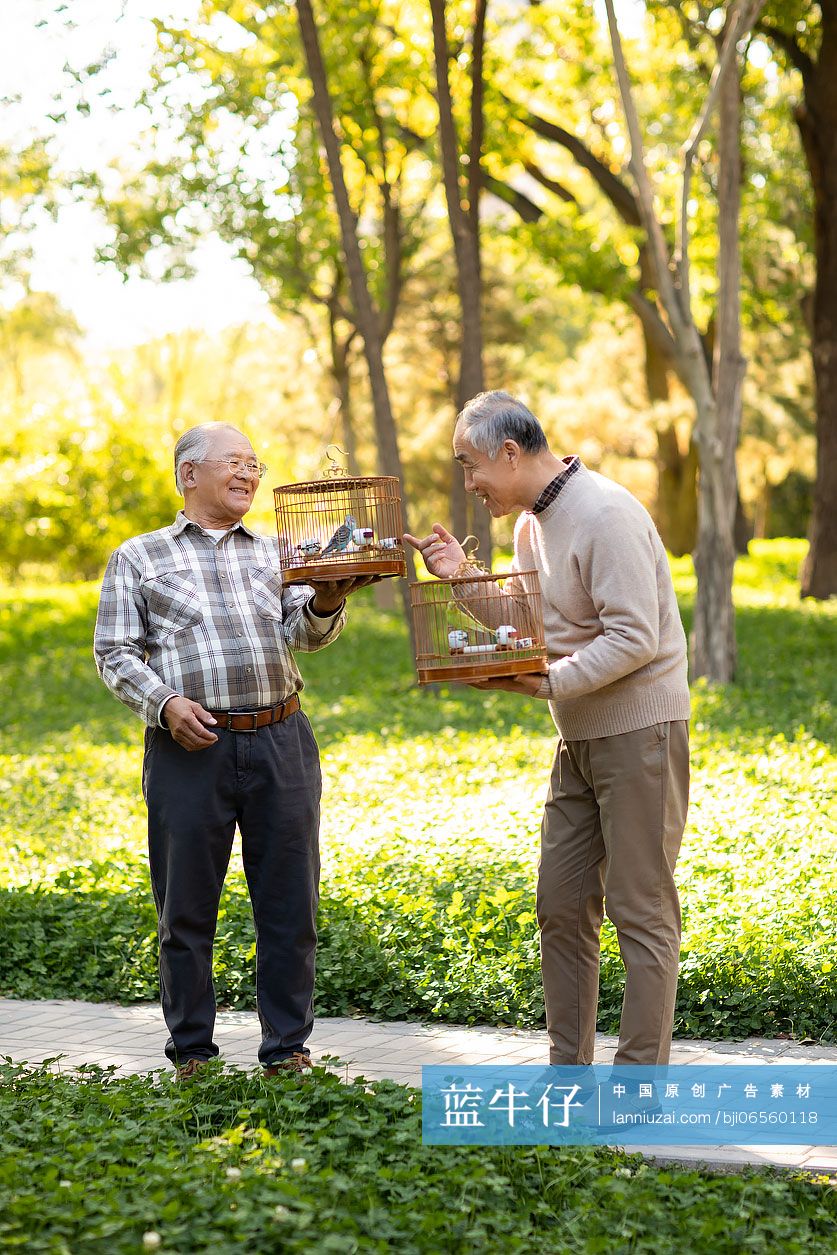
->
[274,475,401,496]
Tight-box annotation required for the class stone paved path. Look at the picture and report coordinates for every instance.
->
[2,998,835,1177]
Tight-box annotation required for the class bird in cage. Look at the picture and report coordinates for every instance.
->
[320,515,358,556]
[352,526,375,548]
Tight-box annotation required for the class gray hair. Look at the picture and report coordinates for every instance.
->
[456,391,548,459]
[173,423,244,493]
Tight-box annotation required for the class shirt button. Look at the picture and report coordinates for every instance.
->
[246,666,252,673]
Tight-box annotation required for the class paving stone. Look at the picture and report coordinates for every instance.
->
[1,998,835,1173]
[800,1154,837,1170]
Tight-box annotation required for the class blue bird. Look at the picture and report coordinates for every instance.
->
[320,514,357,557]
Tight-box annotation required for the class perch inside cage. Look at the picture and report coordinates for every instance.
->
[274,459,406,584]
[410,565,547,685]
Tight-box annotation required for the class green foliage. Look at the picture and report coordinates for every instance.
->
[0,542,834,1040]
[100,1,437,335]
[0,320,336,577]
[0,1060,834,1253]
[0,407,181,581]
[4,0,821,556]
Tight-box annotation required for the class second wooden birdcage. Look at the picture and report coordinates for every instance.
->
[274,473,406,584]
[410,568,548,685]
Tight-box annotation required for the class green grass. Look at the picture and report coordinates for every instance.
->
[0,1060,834,1254]
[0,540,835,1040]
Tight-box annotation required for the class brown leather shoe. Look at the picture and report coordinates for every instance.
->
[175,1058,211,1081]
[263,1052,313,1077]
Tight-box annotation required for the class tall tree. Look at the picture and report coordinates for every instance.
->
[603,0,765,682]
[429,0,492,564]
[296,0,417,610]
[482,2,806,557]
[97,4,432,487]
[0,137,79,398]
[758,2,837,598]
[504,100,701,555]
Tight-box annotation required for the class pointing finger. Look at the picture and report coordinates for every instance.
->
[431,524,456,543]
[402,532,433,551]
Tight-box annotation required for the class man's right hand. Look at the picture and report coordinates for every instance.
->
[403,524,466,578]
[162,697,218,751]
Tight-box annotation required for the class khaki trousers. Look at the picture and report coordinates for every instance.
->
[537,721,689,1065]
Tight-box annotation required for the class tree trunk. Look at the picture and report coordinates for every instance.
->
[691,472,736,680]
[605,0,764,681]
[327,303,359,475]
[795,13,837,598]
[753,475,771,540]
[295,0,417,645]
[802,331,837,596]
[634,258,699,555]
[335,358,358,475]
[638,314,696,555]
[656,424,699,556]
[451,462,468,541]
[691,33,744,682]
[430,0,492,565]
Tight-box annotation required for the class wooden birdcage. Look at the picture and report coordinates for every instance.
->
[274,456,406,584]
[410,563,548,685]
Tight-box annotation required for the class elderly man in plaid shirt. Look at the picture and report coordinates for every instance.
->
[95,422,376,1078]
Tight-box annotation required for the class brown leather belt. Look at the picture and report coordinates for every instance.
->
[207,693,300,732]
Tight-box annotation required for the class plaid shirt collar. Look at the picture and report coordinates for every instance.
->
[530,456,581,515]
[170,509,260,540]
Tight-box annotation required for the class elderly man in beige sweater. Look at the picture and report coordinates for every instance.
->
[405,391,691,1067]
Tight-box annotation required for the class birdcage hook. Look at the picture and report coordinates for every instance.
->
[321,446,349,478]
[455,535,489,576]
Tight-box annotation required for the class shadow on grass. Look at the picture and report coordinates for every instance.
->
[1,585,834,753]
[0,585,139,752]
[688,602,836,748]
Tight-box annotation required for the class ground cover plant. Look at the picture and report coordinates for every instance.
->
[0,1059,834,1254]
[0,540,834,1041]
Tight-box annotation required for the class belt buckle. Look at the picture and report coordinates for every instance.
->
[228,710,259,732]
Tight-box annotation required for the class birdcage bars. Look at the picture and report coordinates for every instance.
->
[410,569,547,685]
[274,474,406,584]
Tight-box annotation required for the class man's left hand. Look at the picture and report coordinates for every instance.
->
[308,574,383,615]
[467,672,546,696]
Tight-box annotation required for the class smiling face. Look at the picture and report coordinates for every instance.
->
[181,429,260,528]
[453,424,524,518]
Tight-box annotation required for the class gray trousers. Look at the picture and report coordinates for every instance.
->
[142,710,322,1066]
[537,721,690,1065]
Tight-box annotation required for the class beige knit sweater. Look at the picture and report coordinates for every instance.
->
[514,461,691,740]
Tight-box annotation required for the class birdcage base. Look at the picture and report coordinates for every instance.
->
[416,655,547,686]
[282,556,407,585]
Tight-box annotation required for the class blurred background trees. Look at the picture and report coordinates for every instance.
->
[1,2,830,626]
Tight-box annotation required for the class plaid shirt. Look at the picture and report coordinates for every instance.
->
[94,512,346,727]
[530,456,580,514]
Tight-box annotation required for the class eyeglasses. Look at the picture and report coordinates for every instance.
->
[195,458,268,480]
